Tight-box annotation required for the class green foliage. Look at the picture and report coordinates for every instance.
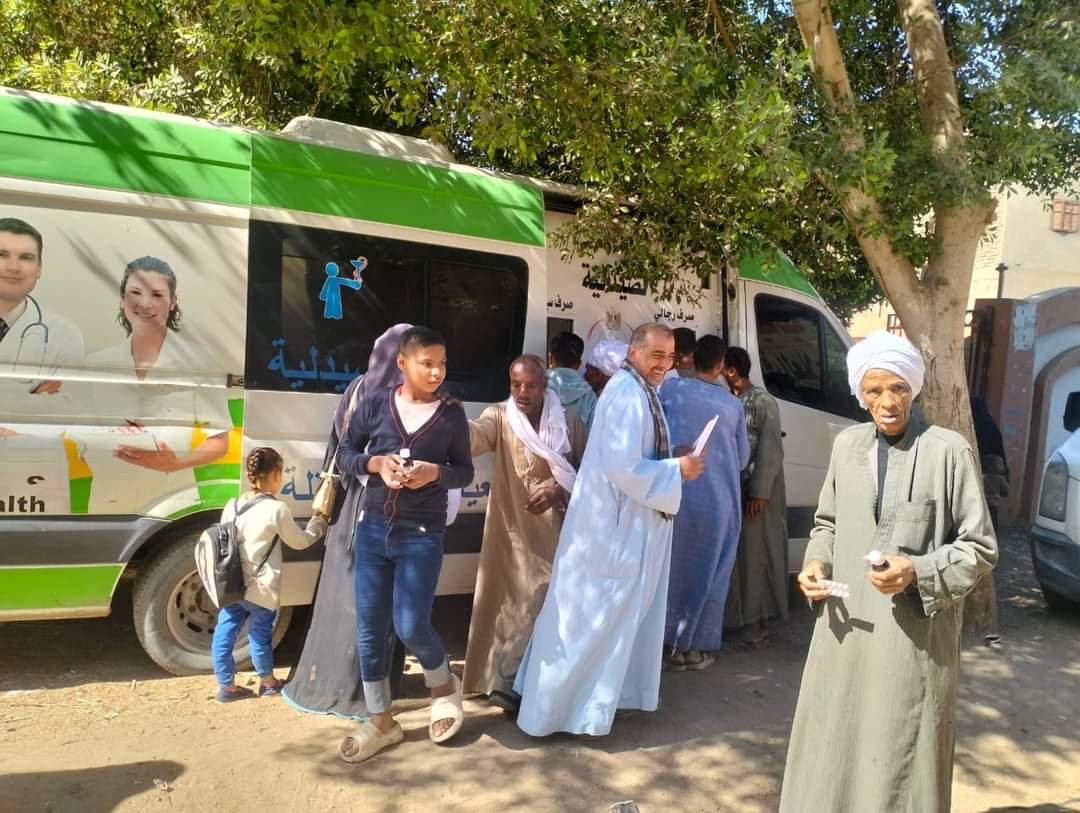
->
[0,0,415,129]
[1,0,1077,318]
[386,0,1079,314]
[386,2,829,305]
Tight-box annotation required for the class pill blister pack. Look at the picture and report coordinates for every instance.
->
[820,579,851,599]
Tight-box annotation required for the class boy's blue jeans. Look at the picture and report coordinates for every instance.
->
[212,600,277,687]
[354,515,452,713]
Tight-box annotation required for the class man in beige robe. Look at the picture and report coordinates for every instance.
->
[463,355,587,711]
[780,331,997,813]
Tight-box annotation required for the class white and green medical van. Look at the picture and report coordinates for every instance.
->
[0,88,862,675]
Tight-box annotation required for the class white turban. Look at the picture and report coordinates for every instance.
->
[587,340,628,377]
[847,330,925,409]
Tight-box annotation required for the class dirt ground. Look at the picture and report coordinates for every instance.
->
[2,521,1079,813]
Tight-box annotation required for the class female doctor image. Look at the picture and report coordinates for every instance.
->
[88,255,230,472]
[0,217,86,432]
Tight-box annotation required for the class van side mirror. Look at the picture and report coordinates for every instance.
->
[1065,391,1080,434]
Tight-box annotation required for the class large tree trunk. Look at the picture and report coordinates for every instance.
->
[892,205,998,633]
[792,0,998,632]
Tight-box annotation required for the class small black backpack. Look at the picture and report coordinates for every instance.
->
[194,494,280,609]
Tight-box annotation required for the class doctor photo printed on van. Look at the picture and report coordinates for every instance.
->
[0,195,246,521]
[87,254,232,475]
[0,216,86,427]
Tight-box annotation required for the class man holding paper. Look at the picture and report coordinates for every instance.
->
[660,335,749,670]
[779,331,996,812]
[514,323,704,737]
[463,355,587,712]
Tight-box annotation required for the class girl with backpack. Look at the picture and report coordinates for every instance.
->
[212,447,328,702]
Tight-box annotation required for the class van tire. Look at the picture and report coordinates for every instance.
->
[133,531,292,676]
[1040,584,1079,614]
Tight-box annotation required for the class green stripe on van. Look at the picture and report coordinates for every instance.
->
[0,564,122,612]
[194,482,240,509]
[250,136,546,246]
[192,464,241,483]
[69,476,92,515]
[0,91,251,205]
[740,250,821,300]
[0,90,547,246]
[227,398,244,428]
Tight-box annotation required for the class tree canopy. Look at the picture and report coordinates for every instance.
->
[2,0,1078,320]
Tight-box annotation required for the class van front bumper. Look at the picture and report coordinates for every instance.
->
[1030,524,1080,601]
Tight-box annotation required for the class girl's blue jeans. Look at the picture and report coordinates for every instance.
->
[354,515,451,713]
[212,600,276,688]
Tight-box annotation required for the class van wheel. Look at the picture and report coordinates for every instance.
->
[133,531,292,676]
[1040,584,1079,614]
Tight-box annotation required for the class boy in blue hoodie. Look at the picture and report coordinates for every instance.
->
[546,331,597,432]
[336,326,474,762]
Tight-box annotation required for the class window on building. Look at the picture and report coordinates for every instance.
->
[245,220,528,402]
[1051,199,1080,234]
[754,294,863,420]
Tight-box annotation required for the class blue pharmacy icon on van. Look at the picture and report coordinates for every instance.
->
[319,261,362,320]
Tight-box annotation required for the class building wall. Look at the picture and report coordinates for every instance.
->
[999,191,1080,299]
[969,191,1006,301]
[847,301,891,340]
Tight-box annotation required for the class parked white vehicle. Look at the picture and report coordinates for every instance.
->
[0,88,861,674]
[1031,393,1080,610]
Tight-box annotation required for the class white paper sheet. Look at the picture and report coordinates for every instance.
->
[692,414,719,457]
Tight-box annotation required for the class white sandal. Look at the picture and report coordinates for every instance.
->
[339,719,403,763]
[429,674,464,744]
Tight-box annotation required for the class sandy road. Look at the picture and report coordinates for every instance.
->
[2,523,1079,813]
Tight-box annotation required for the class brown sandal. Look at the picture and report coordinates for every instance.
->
[682,650,716,671]
[664,648,687,672]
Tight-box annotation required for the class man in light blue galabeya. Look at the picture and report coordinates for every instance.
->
[514,323,705,738]
[546,331,597,432]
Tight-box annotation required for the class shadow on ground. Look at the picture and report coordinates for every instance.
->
[952,520,1080,801]
[0,576,314,693]
[0,760,185,813]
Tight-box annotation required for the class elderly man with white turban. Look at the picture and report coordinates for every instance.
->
[583,339,628,395]
[779,330,998,813]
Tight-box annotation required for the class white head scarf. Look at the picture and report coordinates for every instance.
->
[587,340,629,377]
[505,388,577,495]
[847,330,926,409]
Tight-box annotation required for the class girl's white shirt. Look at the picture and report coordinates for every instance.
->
[221,491,322,610]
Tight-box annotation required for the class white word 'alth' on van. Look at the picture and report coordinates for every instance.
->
[0,88,863,675]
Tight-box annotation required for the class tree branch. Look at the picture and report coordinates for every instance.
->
[897,0,964,158]
[841,188,926,333]
[792,0,925,322]
[706,0,738,57]
[898,0,994,289]
[924,200,996,294]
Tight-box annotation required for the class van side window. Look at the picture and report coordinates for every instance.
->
[245,220,528,402]
[754,294,861,420]
[824,324,863,420]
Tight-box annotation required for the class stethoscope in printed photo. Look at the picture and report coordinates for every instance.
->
[10,295,49,384]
